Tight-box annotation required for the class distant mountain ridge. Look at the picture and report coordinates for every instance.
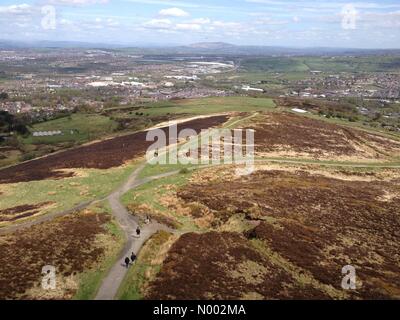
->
[188,42,237,49]
[1,40,400,56]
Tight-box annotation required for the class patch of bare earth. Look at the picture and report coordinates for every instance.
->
[0,202,55,225]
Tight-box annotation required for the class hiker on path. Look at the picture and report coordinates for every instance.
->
[131,252,137,263]
[136,226,141,237]
[124,257,130,268]
[144,215,150,224]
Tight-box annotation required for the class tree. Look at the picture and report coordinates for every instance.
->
[0,92,8,100]
[373,112,382,121]
[0,110,29,135]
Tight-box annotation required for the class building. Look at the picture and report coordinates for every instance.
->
[32,130,62,137]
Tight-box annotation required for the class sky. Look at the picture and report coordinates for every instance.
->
[0,0,400,48]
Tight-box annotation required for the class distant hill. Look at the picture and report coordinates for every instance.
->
[188,42,237,50]
[0,40,124,49]
[1,39,400,56]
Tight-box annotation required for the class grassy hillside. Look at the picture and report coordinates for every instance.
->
[241,56,400,73]
[132,96,276,116]
[23,113,118,145]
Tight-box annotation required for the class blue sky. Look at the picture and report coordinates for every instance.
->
[1,0,400,48]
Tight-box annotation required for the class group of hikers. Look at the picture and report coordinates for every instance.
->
[124,252,137,268]
[123,215,152,268]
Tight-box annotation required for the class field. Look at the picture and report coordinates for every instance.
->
[0,204,123,300]
[110,96,275,118]
[240,56,400,73]
[128,164,400,299]
[23,114,118,145]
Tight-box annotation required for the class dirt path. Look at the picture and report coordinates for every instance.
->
[94,165,179,300]
[0,200,95,236]
[254,158,400,168]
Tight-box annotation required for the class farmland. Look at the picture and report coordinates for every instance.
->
[22,113,118,145]
[141,96,275,116]
[240,56,400,73]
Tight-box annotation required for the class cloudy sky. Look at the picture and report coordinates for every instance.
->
[1,0,400,48]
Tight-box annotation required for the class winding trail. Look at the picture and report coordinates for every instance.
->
[94,164,179,300]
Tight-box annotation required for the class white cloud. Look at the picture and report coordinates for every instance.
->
[0,4,31,14]
[212,21,242,29]
[245,0,400,10]
[190,18,211,24]
[159,7,189,17]
[59,18,73,25]
[361,10,400,28]
[175,23,201,31]
[143,18,172,29]
[255,17,289,25]
[106,18,120,27]
[142,18,203,32]
[47,0,109,5]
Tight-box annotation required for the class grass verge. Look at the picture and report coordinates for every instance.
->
[117,230,174,300]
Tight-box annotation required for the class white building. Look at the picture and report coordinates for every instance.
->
[33,130,62,137]
[242,85,264,92]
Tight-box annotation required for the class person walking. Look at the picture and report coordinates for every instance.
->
[131,252,137,264]
[124,257,130,268]
[136,226,141,237]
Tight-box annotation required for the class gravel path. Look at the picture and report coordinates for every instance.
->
[94,165,178,300]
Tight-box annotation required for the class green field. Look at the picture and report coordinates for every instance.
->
[23,114,118,145]
[241,57,310,73]
[240,56,400,73]
[128,96,276,117]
